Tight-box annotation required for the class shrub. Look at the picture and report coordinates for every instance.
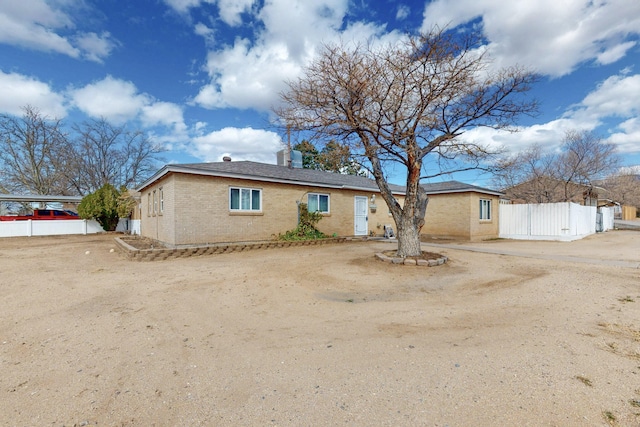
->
[78,184,135,231]
[278,202,328,241]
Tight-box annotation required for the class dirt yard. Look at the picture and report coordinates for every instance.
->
[1,231,639,426]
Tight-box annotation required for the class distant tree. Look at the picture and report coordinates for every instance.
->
[78,183,135,231]
[556,130,619,199]
[293,140,363,175]
[495,130,619,203]
[277,27,538,257]
[293,140,320,169]
[318,141,364,175]
[0,106,73,195]
[68,118,163,194]
[601,171,640,208]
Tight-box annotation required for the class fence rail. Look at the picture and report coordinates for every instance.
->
[0,219,140,238]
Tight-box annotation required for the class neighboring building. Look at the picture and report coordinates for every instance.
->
[136,157,505,246]
[421,181,503,241]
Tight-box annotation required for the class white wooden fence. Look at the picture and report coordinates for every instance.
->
[0,219,140,238]
[499,202,614,241]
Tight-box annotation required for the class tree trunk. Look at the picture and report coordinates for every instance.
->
[396,217,423,257]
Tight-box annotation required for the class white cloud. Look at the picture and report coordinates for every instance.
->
[70,76,152,124]
[396,5,410,21]
[164,0,254,25]
[459,71,640,156]
[191,127,283,162]
[421,0,640,77]
[217,0,255,26]
[0,70,67,117]
[576,74,640,119]
[163,0,207,14]
[192,0,397,112]
[0,0,116,62]
[73,31,118,63]
[607,117,640,153]
[194,38,302,110]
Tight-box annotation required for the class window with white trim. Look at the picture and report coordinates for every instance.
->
[147,192,152,216]
[229,187,261,211]
[153,190,157,215]
[308,193,330,213]
[159,187,164,214]
[479,199,492,220]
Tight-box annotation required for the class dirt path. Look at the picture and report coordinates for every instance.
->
[1,232,639,426]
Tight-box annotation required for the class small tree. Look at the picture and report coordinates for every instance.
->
[78,184,134,231]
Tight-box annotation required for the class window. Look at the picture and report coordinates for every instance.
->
[153,190,157,215]
[230,187,261,211]
[479,199,492,220]
[159,187,164,214]
[308,193,330,213]
[147,192,152,216]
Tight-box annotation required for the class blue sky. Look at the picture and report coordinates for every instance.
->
[1,0,639,188]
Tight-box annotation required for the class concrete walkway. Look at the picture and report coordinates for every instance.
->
[420,241,640,269]
[615,219,640,230]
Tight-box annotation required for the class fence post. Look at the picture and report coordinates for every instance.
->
[27,219,33,237]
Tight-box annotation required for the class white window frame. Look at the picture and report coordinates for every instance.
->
[159,187,164,214]
[308,193,330,214]
[153,190,157,215]
[147,192,152,216]
[479,198,492,220]
[229,187,262,212]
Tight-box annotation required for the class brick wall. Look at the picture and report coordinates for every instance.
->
[422,192,500,240]
[140,172,403,245]
[139,172,501,245]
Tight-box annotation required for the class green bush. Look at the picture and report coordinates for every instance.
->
[78,184,135,231]
[278,202,328,241]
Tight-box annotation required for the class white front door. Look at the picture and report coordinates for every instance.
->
[354,196,368,236]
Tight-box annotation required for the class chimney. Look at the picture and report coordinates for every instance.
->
[222,156,232,162]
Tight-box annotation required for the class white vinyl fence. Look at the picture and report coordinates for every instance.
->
[0,219,140,238]
[499,202,614,241]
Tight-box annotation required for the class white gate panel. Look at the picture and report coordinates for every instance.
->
[499,202,598,241]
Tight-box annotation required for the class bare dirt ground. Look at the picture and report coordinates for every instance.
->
[1,231,639,426]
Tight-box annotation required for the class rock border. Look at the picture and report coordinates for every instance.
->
[375,252,448,267]
[114,236,349,262]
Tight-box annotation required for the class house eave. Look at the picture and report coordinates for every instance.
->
[137,165,405,195]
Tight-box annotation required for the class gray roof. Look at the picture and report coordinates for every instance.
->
[138,160,503,197]
[0,194,83,203]
[137,161,406,194]
[421,180,504,196]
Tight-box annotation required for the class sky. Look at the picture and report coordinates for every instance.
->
[1,0,639,188]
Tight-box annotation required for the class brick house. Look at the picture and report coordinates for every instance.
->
[136,159,503,246]
[136,159,406,246]
[420,181,503,241]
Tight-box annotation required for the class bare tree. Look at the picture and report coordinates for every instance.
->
[277,28,538,256]
[556,130,619,201]
[0,106,72,195]
[493,144,559,202]
[68,118,163,194]
[496,130,619,204]
[601,171,640,208]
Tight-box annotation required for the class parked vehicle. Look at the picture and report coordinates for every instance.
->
[0,209,79,221]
